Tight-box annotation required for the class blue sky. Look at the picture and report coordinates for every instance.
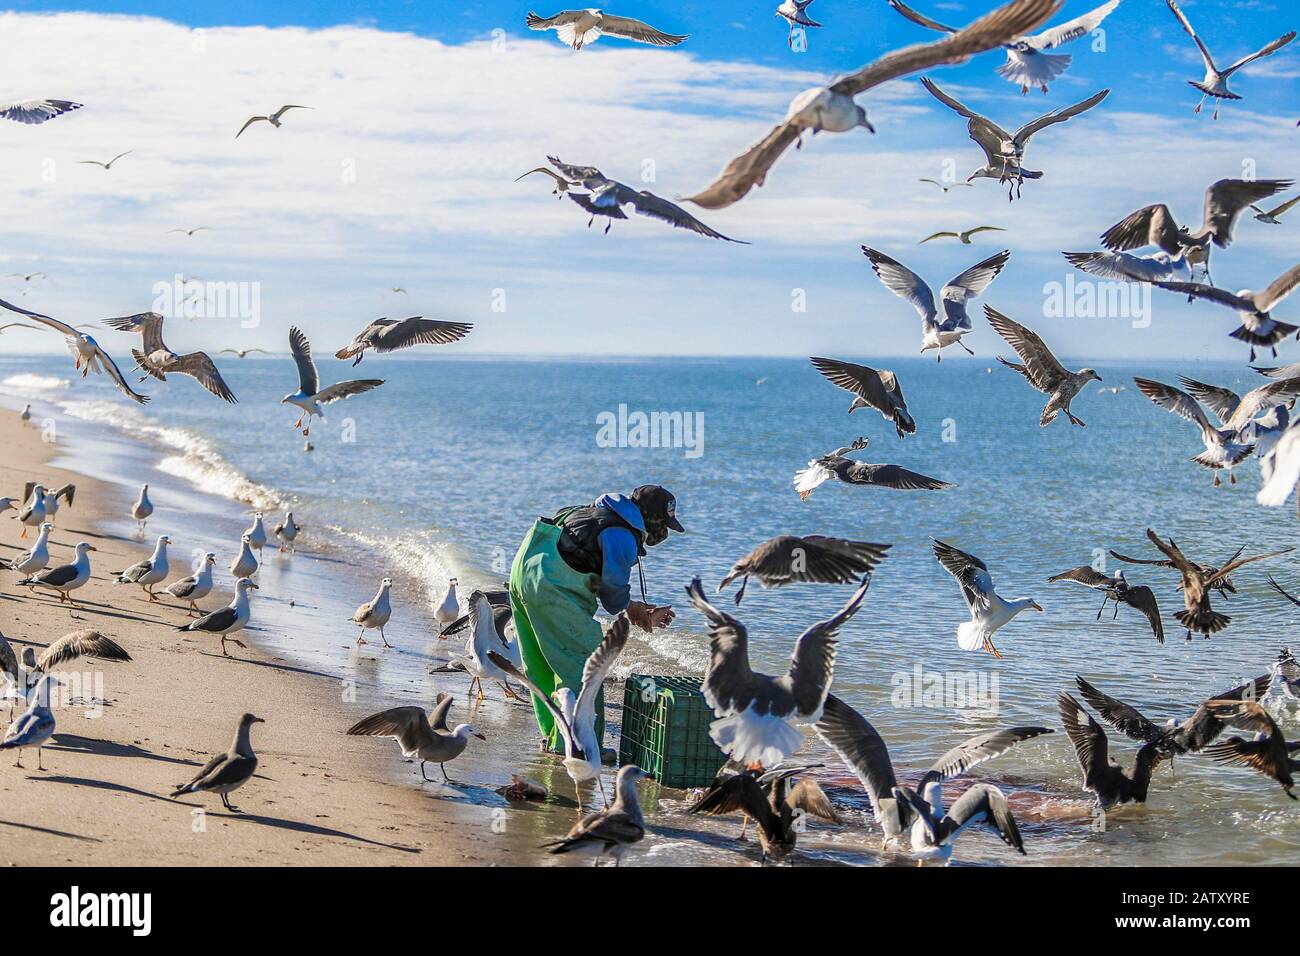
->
[0,0,1296,361]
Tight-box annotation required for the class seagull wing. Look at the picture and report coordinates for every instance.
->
[809,356,914,432]
[941,250,1010,329]
[861,246,937,327]
[782,576,871,717]
[486,649,577,756]
[984,305,1067,391]
[1256,264,1300,312]
[1122,585,1165,644]
[1203,179,1293,248]
[94,344,151,405]
[920,231,961,243]
[687,577,756,716]
[1177,376,1241,425]
[1074,676,1163,742]
[345,706,433,755]
[314,379,384,405]
[428,692,454,732]
[932,538,995,611]
[0,297,79,337]
[1101,204,1184,254]
[271,105,312,121]
[622,185,748,242]
[921,726,1054,787]
[288,326,319,395]
[1226,377,1300,429]
[573,614,630,732]
[546,155,608,186]
[174,352,238,403]
[0,99,82,125]
[235,116,268,138]
[36,630,131,670]
[1133,377,1215,438]
[939,783,1025,852]
[843,463,953,489]
[1258,423,1300,506]
[1057,692,1110,790]
[681,121,803,210]
[1027,0,1119,48]
[1166,0,1217,73]
[919,76,1011,140]
[1046,566,1111,587]
[1012,88,1108,144]
[1064,250,1181,282]
[1222,31,1296,78]
[373,317,474,352]
[886,0,959,33]
[813,693,899,821]
[595,13,687,46]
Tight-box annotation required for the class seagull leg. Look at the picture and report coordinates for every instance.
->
[1096,594,1109,620]
[734,575,748,605]
[440,763,452,783]
[1112,602,1120,620]
[983,635,1003,660]
[379,626,392,648]
[419,761,435,782]
[1213,473,1221,487]
[1229,472,1237,485]
[958,339,975,356]
[12,748,22,768]
[356,627,366,645]
[36,747,44,771]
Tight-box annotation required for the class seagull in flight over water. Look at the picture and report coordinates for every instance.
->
[282,326,384,437]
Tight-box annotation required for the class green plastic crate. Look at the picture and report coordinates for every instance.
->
[619,674,726,789]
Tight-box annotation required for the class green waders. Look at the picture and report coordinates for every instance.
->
[508,516,606,753]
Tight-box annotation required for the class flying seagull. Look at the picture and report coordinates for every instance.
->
[920,76,1109,200]
[776,0,821,47]
[283,326,384,436]
[1166,0,1295,120]
[1203,700,1299,799]
[514,167,577,198]
[346,692,485,784]
[863,246,1010,360]
[1062,249,1193,285]
[1152,265,1300,361]
[1099,177,1291,285]
[217,348,268,358]
[236,104,312,138]
[1046,567,1163,643]
[0,298,148,404]
[170,713,264,812]
[686,574,872,768]
[888,0,1121,93]
[683,0,1061,209]
[1057,692,1166,809]
[102,311,238,402]
[544,156,746,241]
[1258,417,1300,509]
[525,9,687,49]
[793,437,954,499]
[688,763,836,863]
[0,99,81,125]
[717,535,890,604]
[1252,196,1300,224]
[815,693,1051,859]
[986,306,1102,426]
[1176,374,1300,440]
[932,538,1042,659]
[1133,377,1256,485]
[76,150,132,170]
[541,765,650,866]
[334,316,473,366]
[919,225,1006,244]
[919,178,973,193]
[167,226,210,236]
[809,356,916,436]
[1109,541,1242,600]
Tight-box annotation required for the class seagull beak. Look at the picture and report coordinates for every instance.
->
[1032,602,1044,612]
[86,545,97,552]
[473,732,487,741]
[249,582,260,590]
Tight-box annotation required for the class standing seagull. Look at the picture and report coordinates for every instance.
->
[0,298,148,404]
[170,713,264,811]
[1,675,57,769]
[244,512,267,555]
[113,534,171,601]
[14,484,45,538]
[1057,692,1166,809]
[76,150,132,171]
[352,577,393,647]
[1203,700,1299,799]
[2,522,52,575]
[524,9,686,49]
[1153,266,1300,361]
[346,692,485,784]
[776,0,821,46]
[1133,377,1256,485]
[717,535,889,604]
[1099,177,1291,285]
[131,484,153,534]
[888,0,1120,93]
[684,0,1061,209]
[283,326,384,437]
[0,99,81,124]
[164,552,217,615]
[230,534,258,580]
[541,765,649,866]
[862,246,1010,360]
[986,306,1102,426]
[793,437,954,499]
[1166,0,1295,120]
[1046,567,1163,643]
[274,512,299,553]
[436,578,460,627]
[459,591,526,704]
[932,538,1042,658]
[334,316,473,366]
[920,77,1109,200]
[809,356,916,436]
[37,484,74,528]
[179,578,258,656]
[685,575,872,767]
[17,542,96,608]
[102,311,237,402]
[489,614,630,810]
[236,105,312,138]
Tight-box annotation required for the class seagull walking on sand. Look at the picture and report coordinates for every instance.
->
[165,552,217,615]
[113,534,171,600]
[18,542,96,608]
[353,577,393,647]
[283,326,384,437]
[0,298,148,403]
[179,578,258,656]
[686,574,872,768]
[236,104,312,138]
[170,713,264,811]
[334,316,473,366]
[717,535,889,604]
[131,483,153,534]
[684,0,1060,209]
[932,538,1042,659]
[0,99,81,125]
[1152,265,1300,361]
[888,0,1121,93]
[489,614,629,810]
[274,512,299,553]
[1047,567,1163,643]
[14,484,45,538]
[793,437,954,499]
[525,9,687,49]
[1,675,58,769]
[986,305,1102,426]
[1058,692,1166,809]
[1166,0,1295,120]
[809,357,916,436]
[436,578,460,627]
[230,534,258,580]
[862,246,1010,360]
[346,692,485,784]
[541,765,649,866]
[2,522,52,575]
[102,311,238,403]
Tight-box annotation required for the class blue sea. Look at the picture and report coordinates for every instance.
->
[3,350,1298,866]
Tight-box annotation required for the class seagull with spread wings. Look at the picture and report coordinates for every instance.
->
[1062,249,1193,285]
[809,356,916,436]
[793,437,954,499]
[525,9,686,49]
[1203,700,1299,799]
[236,104,312,139]
[1099,177,1291,285]
[918,177,973,193]
[544,156,746,241]
[776,0,821,47]
[1252,196,1300,225]
[717,535,889,604]
[863,246,1010,361]
[932,538,1042,659]
[167,226,210,236]
[888,0,1120,93]
[1166,0,1295,121]
[0,298,148,404]
[76,150,132,171]
[688,763,837,863]
[1133,377,1257,485]
[102,311,238,403]
[1153,265,1300,361]
[987,305,1102,427]
[348,693,484,784]
[334,316,473,366]
[1175,375,1300,454]
[0,99,81,125]
[514,166,577,198]
[1046,567,1163,643]
[919,225,1005,244]
[282,326,384,437]
[683,0,1060,209]
[217,347,268,358]
[920,76,1109,200]
[1057,692,1166,809]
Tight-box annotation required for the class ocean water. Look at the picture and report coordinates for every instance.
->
[3,350,1298,867]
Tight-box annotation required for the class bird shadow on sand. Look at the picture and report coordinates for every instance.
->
[196,808,422,852]
[18,594,168,626]
[0,817,103,842]
[49,733,200,766]
[196,650,339,681]
[33,773,187,805]
[55,527,133,544]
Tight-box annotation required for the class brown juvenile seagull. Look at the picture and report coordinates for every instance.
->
[170,713,263,812]
[687,763,837,863]
[1058,692,1166,809]
[1203,700,1300,799]
[35,629,131,672]
[684,0,1060,209]
[541,765,650,866]
[986,305,1101,427]
[102,311,238,403]
[334,316,473,367]
[809,356,916,436]
[1046,567,1162,643]
[718,535,890,604]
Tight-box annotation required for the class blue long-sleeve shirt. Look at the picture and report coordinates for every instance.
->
[590,493,645,614]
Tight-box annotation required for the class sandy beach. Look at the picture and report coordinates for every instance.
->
[0,407,516,866]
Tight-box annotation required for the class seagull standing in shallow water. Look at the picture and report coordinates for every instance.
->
[282,326,384,437]
[1058,692,1166,809]
[541,765,649,866]
[932,538,1042,658]
[179,578,257,656]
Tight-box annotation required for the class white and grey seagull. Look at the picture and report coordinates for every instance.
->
[524,9,687,49]
[346,692,485,784]
[1166,0,1295,120]
[103,311,237,402]
[352,577,393,647]
[178,577,257,656]
[919,225,1006,244]
[283,326,384,437]
[809,356,916,436]
[236,104,312,138]
[1253,196,1300,225]
[2,521,52,575]
[986,305,1103,427]
[113,533,171,601]
[776,0,821,46]
[334,316,473,366]
[793,437,954,499]
[932,538,1042,658]
[164,552,217,615]
[131,483,153,534]
[17,541,96,608]
[1153,265,1300,361]
[1133,377,1258,485]
[888,0,1120,93]
[1062,249,1193,285]
[14,483,45,538]
[76,150,132,171]
[685,574,872,768]
[170,713,264,812]
[0,99,81,125]
[863,246,1010,360]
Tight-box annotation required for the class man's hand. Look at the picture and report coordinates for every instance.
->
[626,602,675,633]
